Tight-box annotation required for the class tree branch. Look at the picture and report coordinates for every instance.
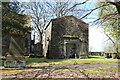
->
[81,4,110,19]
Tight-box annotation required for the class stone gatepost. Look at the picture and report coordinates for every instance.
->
[4,34,26,68]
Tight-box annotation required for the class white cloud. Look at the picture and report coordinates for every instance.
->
[89,26,106,52]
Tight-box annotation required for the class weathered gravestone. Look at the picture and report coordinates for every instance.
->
[29,43,43,58]
[4,34,26,68]
[34,43,43,56]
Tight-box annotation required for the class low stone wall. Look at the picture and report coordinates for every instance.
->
[89,52,104,56]
[104,53,120,59]
[79,55,88,59]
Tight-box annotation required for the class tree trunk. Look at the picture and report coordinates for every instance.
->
[115,2,120,57]
[115,2,120,14]
[118,14,120,57]
[109,2,120,56]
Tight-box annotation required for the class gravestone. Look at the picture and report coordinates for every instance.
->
[30,43,43,58]
[4,34,26,68]
[34,43,42,55]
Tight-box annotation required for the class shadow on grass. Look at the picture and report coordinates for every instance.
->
[25,56,107,65]
[25,57,67,65]
[88,56,104,59]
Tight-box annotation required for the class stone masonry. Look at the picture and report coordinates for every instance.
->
[43,15,88,59]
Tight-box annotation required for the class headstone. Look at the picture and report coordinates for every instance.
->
[4,34,26,68]
[33,43,43,57]
[25,33,31,55]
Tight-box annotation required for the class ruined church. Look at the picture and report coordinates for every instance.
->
[43,16,88,59]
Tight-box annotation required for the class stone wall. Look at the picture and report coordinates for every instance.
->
[63,37,88,59]
[44,16,88,59]
[25,33,31,55]
[44,22,52,58]
[2,34,10,56]
[2,33,31,56]
[89,52,104,56]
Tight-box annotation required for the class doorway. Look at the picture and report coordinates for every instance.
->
[66,43,76,58]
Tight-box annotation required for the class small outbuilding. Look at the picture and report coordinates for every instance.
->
[43,15,88,59]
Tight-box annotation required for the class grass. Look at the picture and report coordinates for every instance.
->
[88,56,105,59]
[80,66,120,74]
[79,69,103,74]
[1,56,119,66]
[78,66,119,74]
[1,68,73,74]
[99,66,119,72]
[2,66,118,74]
[1,66,118,74]
[1,56,119,74]
[0,70,25,74]
[26,56,119,65]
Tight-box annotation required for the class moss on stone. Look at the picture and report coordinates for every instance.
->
[63,35,78,38]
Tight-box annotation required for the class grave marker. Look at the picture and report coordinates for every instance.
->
[4,34,26,68]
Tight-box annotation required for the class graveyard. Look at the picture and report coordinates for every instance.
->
[1,1,120,80]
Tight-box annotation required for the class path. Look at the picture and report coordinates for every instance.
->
[1,63,120,79]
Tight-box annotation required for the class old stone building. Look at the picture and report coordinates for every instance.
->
[43,16,88,59]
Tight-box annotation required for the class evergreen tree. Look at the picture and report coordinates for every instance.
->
[2,2,31,36]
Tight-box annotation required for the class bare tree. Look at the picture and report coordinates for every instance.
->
[22,0,89,44]
[23,2,47,43]
[45,0,89,18]
[22,0,120,53]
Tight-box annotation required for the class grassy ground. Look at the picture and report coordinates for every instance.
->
[1,56,119,79]
[1,56,119,67]
[26,56,119,65]
[24,56,119,78]
[1,56,119,66]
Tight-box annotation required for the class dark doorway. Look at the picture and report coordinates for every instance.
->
[66,43,76,58]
